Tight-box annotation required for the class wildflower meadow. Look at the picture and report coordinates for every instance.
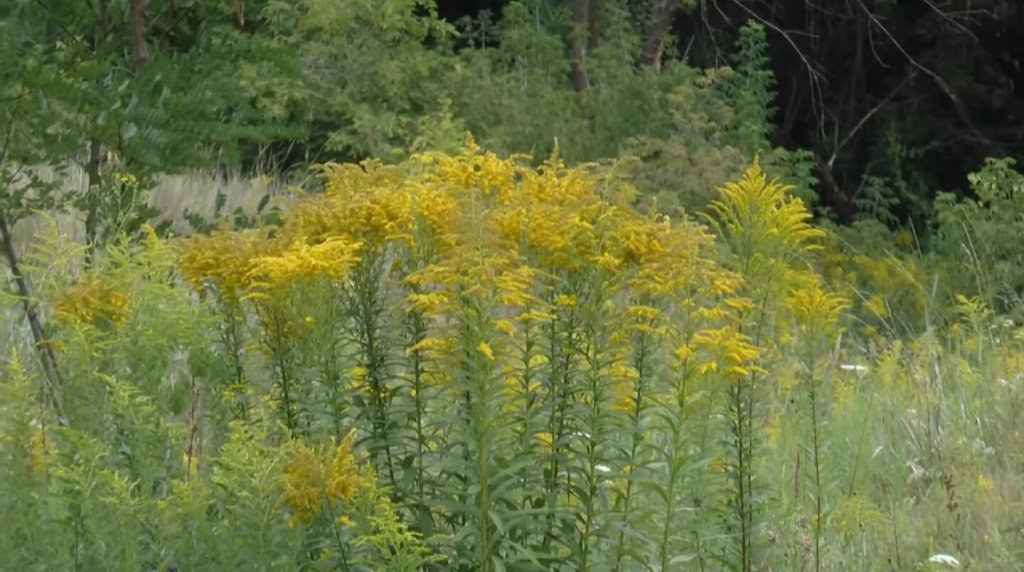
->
[2,143,1023,570]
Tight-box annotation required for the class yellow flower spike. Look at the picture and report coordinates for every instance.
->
[593,252,623,272]
[477,342,496,361]
[405,292,452,314]
[406,337,453,357]
[182,451,200,476]
[707,159,825,281]
[518,309,556,323]
[349,366,369,389]
[863,294,889,319]
[140,222,158,242]
[555,295,577,308]
[626,305,660,322]
[535,432,554,453]
[674,344,694,363]
[53,276,132,328]
[178,228,271,304]
[977,474,994,494]
[494,319,517,337]
[693,327,762,380]
[282,444,326,526]
[787,283,849,340]
[327,429,362,503]
[247,236,363,294]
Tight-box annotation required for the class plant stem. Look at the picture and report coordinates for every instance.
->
[732,377,751,572]
[613,328,650,571]
[808,351,823,572]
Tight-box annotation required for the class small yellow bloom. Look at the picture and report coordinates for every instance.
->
[978,474,994,494]
[555,294,577,308]
[477,342,496,361]
[282,445,325,526]
[349,366,369,389]
[518,309,556,323]
[406,337,452,357]
[53,277,131,328]
[281,429,370,527]
[494,319,517,337]
[674,344,693,362]
[864,294,889,319]
[405,292,451,314]
[535,432,554,452]
[327,430,362,503]
[593,252,622,271]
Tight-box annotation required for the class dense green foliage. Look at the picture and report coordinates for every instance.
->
[2,1,1024,571]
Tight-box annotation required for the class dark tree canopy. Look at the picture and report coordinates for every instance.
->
[439,0,1024,222]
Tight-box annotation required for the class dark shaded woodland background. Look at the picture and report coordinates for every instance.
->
[5,1,1024,230]
[440,0,1024,223]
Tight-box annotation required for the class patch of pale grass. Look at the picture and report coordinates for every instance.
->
[148,170,279,235]
[2,164,278,356]
[6,163,278,257]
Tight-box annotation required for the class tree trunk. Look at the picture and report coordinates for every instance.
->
[570,0,591,92]
[129,0,149,72]
[813,150,855,222]
[85,0,111,264]
[640,0,680,70]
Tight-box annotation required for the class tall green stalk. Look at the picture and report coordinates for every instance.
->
[612,329,652,571]
[349,257,397,490]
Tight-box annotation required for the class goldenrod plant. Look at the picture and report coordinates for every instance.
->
[4,143,1024,570]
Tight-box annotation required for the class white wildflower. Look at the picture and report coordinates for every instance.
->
[926,553,960,567]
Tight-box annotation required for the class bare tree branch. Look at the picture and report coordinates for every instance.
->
[828,70,917,169]
[728,0,829,140]
[0,99,65,407]
[0,216,64,405]
[921,0,979,41]
[857,0,1005,157]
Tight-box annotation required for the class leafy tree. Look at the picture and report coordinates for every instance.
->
[0,0,308,393]
[934,157,1024,319]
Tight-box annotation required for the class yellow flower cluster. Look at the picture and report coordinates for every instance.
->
[787,283,849,340]
[281,429,368,526]
[178,229,270,305]
[179,141,733,313]
[179,225,365,306]
[53,276,130,328]
[175,143,835,411]
[707,159,824,280]
[691,327,763,379]
[816,233,926,331]
[246,237,363,299]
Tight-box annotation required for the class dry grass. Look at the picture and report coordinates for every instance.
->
[7,164,278,258]
[2,165,277,356]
